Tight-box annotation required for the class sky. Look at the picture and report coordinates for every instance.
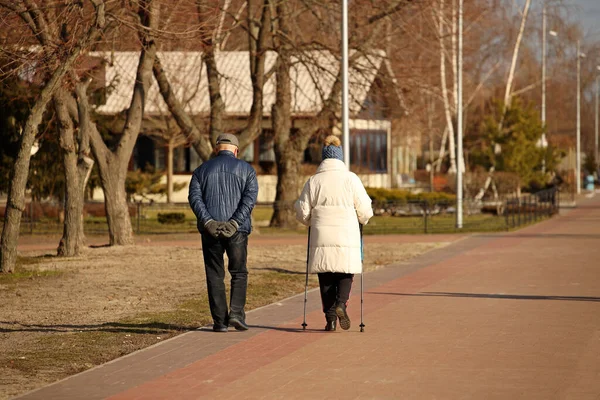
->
[570,0,599,39]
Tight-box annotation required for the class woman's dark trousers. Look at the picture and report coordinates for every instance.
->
[317,272,354,321]
[201,231,248,327]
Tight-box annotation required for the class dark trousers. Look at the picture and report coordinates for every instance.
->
[318,272,354,321]
[201,231,248,327]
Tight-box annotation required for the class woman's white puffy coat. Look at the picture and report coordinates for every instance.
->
[295,159,373,274]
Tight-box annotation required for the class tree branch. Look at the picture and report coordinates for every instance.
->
[152,55,213,160]
[368,0,415,25]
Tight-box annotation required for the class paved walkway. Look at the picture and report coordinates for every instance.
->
[15,196,600,400]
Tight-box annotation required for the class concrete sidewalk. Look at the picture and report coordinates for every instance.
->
[16,197,600,400]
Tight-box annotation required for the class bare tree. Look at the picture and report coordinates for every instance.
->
[0,0,107,273]
[434,0,457,174]
[474,0,532,200]
[152,0,271,161]
[267,0,418,228]
[80,0,160,245]
[269,0,307,228]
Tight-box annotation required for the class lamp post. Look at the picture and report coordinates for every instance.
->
[596,65,600,165]
[542,6,547,126]
[541,5,557,172]
[576,40,585,194]
[456,0,464,229]
[341,0,350,166]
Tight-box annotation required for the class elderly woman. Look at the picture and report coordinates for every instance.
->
[295,135,373,331]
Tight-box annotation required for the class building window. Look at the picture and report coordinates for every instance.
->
[155,147,165,171]
[241,141,254,163]
[350,129,387,173]
[173,147,186,173]
[259,129,275,162]
[189,146,202,171]
[134,136,155,171]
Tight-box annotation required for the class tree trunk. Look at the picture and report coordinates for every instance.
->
[271,143,306,228]
[166,138,174,203]
[503,0,531,111]
[101,159,134,245]
[269,1,307,229]
[55,89,86,256]
[0,103,49,272]
[198,0,225,146]
[436,126,448,173]
[428,99,435,192]
[237,0,271,150]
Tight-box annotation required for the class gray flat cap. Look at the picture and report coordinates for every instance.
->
[216,133,239,148]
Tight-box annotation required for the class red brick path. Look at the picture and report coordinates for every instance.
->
[16,196,600,399]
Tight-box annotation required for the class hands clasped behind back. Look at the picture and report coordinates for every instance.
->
[220,220,239,238]
[204,219,239,239]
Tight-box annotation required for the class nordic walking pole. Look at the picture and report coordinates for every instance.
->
[359,223,365,332]
[302,227,310,330]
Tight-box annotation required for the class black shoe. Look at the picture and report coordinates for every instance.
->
[335,302,351,330]
[228,316,249,331]
[325,320,336,331]
[212,324,228,333]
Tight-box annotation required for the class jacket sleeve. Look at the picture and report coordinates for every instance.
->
[188,171,213,225]
[231,167,258,226]
[295,180,312,226]
[351,174,373,225]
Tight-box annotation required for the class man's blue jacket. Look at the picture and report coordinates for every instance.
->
[188,151,259,234]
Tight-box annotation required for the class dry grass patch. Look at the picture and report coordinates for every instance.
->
[0,238,448,399]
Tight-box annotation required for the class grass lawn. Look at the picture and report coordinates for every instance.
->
[15,203,551,236]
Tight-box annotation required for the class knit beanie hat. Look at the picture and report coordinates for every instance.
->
[322,135,343,161]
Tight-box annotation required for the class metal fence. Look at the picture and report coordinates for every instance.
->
[3,186,562,236]
[11,202,199,236]
[367,186,560,234]
[503,187,559,230]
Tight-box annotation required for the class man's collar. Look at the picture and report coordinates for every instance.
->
[218,150,236,157]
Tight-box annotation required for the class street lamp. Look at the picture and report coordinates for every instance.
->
[341,0,350,166]
[541,5,557,172]
[541,6,558,127]
[576,40,585,195]
[596,65,600,165]
[456,0,464,229]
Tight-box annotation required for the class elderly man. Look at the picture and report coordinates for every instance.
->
[188,133,259,332]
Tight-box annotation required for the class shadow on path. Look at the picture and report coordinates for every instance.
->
[253,267,307,275]
[476,233,600,239]
[370,291,600,302]
[0,320,196,334]
[248,324,326,333]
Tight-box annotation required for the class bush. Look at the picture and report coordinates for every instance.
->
[409,191,455,205]
[366,187,409,203]
[366,187,455,205]
[157,212,186,225]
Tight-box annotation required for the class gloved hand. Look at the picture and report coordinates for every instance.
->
[220,219,239,238]
[204,220,223,238]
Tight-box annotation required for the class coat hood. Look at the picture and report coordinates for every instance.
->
[316,158,348,174]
